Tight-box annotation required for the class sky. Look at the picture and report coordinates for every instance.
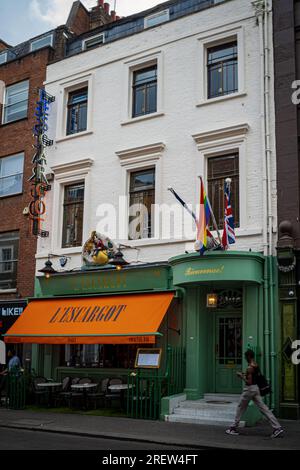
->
[0,0,168,46]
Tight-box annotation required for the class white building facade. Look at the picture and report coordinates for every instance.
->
[36,0,276,272]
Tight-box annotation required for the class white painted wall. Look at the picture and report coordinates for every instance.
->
[36,0,277,273]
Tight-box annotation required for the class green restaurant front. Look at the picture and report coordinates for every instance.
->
[4,251,280,424]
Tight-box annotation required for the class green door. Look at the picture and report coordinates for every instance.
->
[215,313,242,394]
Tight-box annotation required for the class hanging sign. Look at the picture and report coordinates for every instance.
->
[29,88,55,237]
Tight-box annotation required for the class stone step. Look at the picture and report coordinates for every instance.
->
[174,407,236,419]
[203,393,240,403]
[165,414,245,427]
[179,400,237,411]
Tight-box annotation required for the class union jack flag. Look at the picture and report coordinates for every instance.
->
[222,179,236,250]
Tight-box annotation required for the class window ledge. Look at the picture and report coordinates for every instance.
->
[0,191,23,200]
[56,130,93,143]
[0,117,28,128]
[121,112,164,126]
[0,289,17,294]
[196,92,247,107]
[36,247,83,259]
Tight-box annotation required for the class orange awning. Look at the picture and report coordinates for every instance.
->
[4,292,174,345]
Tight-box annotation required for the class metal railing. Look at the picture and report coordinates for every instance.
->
[126,346,186,420]
[7,367,26,410]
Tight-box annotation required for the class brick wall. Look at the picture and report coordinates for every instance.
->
[0,48,50,301]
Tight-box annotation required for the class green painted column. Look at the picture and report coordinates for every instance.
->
[184,288,208,400]
[184,288,200,399]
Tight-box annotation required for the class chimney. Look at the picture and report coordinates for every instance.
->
[111,10,116,21]
[104,2,110,15]
[98,0,104,5]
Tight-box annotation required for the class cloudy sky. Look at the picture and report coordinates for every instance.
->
[0,0,168,46]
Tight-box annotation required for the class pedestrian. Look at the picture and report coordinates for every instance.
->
[2,349,21,374]
[226,349,284,438]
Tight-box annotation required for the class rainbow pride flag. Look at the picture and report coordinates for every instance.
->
[196,177,212,254]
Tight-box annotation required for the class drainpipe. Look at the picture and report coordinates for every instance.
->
[253,0,273,406]
[264,0,276,410]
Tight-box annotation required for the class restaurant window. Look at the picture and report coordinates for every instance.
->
[3,80,29,124]
[0,153,24,197]
[207,154,239,230]
[63,344,145,369]
[62,182,85,248]
[132,65,157,118]
[66,87,88,135]
[0,231,19,291]
[129,168,155,240]
[207,41,238,99]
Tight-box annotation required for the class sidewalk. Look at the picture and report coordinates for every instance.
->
[0,408,299,449]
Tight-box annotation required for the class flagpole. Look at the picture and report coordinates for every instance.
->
[168,186,219,246]
[198,176,223,247]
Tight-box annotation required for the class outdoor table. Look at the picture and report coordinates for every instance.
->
[108,384,134,409]
[36,382,62,407]
[71,383,97,410]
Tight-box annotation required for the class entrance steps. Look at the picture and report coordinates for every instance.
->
[165,393,245,427]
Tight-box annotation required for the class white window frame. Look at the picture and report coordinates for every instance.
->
[55,73,94,142]
[0,245,14,273]
[144,9,170,29]
[30,34,53,52]
[193,124,249,234]
[196,26,245,107]
[116,143,165,244]
[0,152,24,198]
[2,80,29,124]
[0,52,7,65]
[82,33,105,51]
[122,51,164,125]
[50,158,94,254]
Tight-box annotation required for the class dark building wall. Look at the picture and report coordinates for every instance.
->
[274,0,300,246]
[274,0,300,419]
[0,49,51,301]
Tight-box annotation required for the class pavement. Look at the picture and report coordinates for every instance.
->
[0,408,299,450]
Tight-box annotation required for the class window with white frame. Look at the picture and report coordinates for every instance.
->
[2,80,29,124]
[129,168,155,240]
[62,182,85,248]
[83,34,105,51]
[132,65,157,118]
[0,153,24,197]
[66,87,88,135]
[207,153,240,230]
[31,34,53,52]
[0,231,19,291]
[144,9,169,28]
[207,41,238,99]
[0,52,7,65]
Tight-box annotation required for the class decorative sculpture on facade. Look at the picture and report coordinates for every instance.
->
[82,231,117,266]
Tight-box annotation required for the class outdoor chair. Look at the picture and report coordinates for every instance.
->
[104,377,123,408]
[53,376,71,407]
[32,377,48,406]
[61,377,80,408]
[70,377,92,408]
[87,377,109,410]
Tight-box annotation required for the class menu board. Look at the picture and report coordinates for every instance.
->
[135,348,162,369]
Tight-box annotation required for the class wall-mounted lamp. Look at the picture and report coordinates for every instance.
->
[38,257,57,279]
[109,247,129,270]
[207,293,218,308]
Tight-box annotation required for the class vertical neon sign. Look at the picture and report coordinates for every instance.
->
[29,88,55,237]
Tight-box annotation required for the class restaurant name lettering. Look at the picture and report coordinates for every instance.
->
[70,273,127,292]
[184,265,225,276]
[49,304,127,324]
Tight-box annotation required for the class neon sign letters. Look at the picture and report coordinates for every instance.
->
[29,88,55,237]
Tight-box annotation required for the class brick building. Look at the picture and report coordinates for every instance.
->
[0,1,116,361]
